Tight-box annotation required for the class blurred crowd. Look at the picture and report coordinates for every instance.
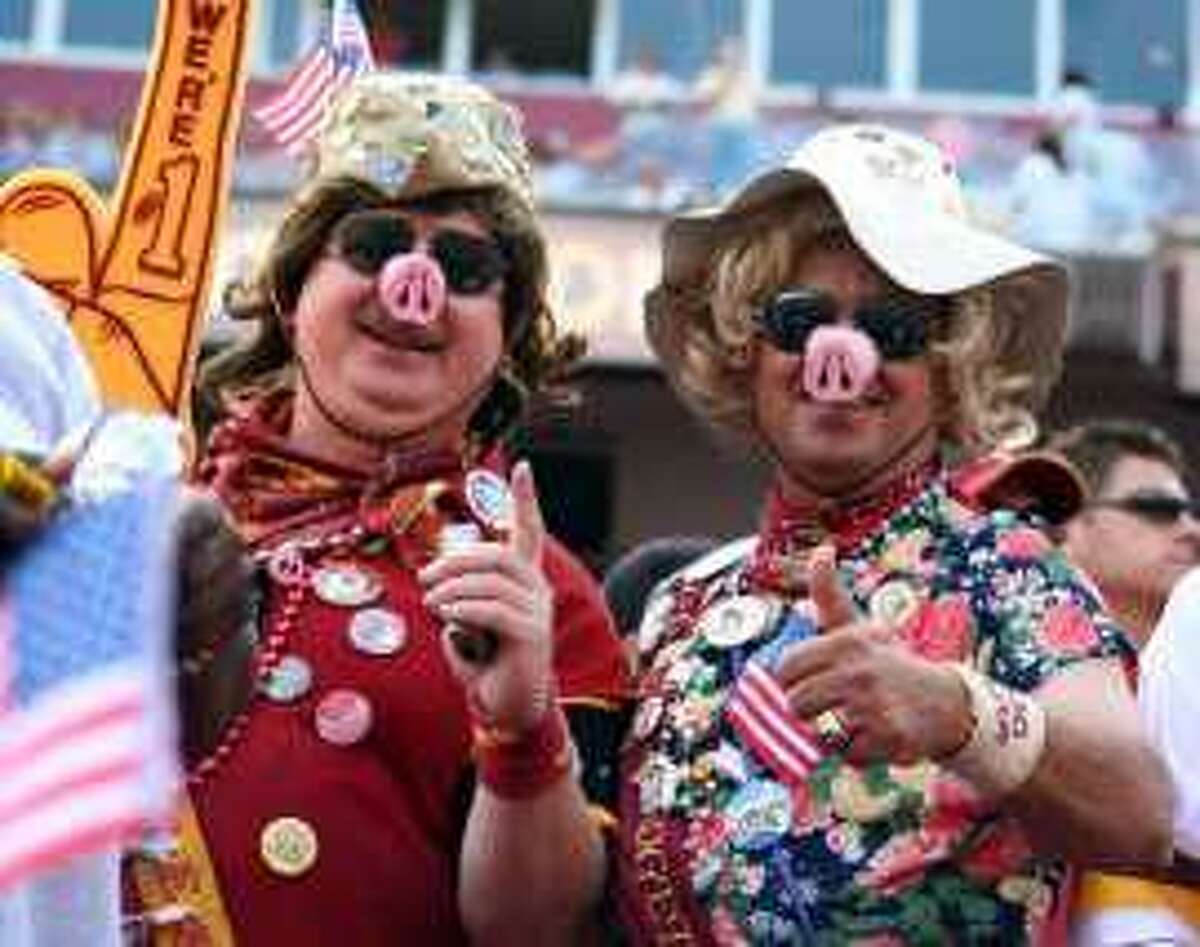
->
[4,68,1200,259]
[533,68,1195,258]
[0,101,305,199]
[0,104,119,185]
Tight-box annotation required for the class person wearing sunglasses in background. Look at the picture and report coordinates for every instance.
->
[613,124,1172,945]
[1048,419,1200,944]
[122,74,629,945]
[1050,419,1200,651]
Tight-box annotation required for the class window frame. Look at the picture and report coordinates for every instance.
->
[3,0,1194,124]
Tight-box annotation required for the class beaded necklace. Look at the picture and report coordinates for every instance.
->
[185,481,448,787]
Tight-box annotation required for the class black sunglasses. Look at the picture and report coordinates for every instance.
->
[756,287,949,361]
[329,210,508,295]
[1090,493,1200,526]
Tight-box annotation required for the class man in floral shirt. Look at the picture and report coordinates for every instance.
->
[614,124,1172,945]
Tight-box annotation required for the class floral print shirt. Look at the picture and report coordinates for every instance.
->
[615,470,1131,946]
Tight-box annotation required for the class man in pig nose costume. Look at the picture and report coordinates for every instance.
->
[613,124,1172,945]
[126,73,628,946]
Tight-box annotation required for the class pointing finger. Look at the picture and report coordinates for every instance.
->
[508,460,545,567]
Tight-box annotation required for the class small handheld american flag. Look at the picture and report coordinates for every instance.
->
[253,0,376,156]
[0,481,178,890]
[725,607,827,787]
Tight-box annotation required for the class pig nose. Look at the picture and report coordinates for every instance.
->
[802,324,881,403]
[377,252,446,326]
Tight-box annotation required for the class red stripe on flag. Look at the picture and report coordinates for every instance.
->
[0,667,160,889]
[726,663,825,786]
[0,757,143,826]
[0,814,146,891]
[254,0,374,154]
[283,71,355,155]
[254,50,336,149]
[0,693,142,772]
[254,47,332,124]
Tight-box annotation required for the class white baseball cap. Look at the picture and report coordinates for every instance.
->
[646,123,1069,409]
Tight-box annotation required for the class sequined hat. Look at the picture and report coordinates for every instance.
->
[645,123,1070,409]
[315,72,535,210]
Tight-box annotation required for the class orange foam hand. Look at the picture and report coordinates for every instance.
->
[0,0,252,418]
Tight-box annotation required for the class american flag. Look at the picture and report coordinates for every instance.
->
[254,0,376,155]
[724,607,826,787]
[0,482,178,890]
[725,662,826,787]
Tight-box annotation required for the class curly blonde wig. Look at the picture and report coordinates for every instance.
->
[661,189,1050,456]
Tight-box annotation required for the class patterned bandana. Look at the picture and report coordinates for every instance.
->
[195,391,470,547]
[748,458,940,596]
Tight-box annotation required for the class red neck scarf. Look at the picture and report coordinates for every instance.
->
[748,458,940,595]
[195,391,473,547]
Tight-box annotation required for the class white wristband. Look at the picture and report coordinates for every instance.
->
[941,664,1047,800]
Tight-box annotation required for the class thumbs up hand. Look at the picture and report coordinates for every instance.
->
[773,545,973,766]
[808,543,859,630]
[419,461,556,733]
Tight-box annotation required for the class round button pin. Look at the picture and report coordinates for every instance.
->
[266,544,307,588]
[697,596,775,649]
[727,779,793,852]
[869,578,921,628]
[347,608,407,657]
[260,816,318,877]
[259,654,313,704]
[312,564,383,608]
[463,468,513,531]
[631,695,665,742]
[314,688,373,746]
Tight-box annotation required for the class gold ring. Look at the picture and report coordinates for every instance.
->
[814,708,852,750]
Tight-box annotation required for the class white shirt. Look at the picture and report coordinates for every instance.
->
[1141,567,1200,857]
[1071,570,1200,945]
